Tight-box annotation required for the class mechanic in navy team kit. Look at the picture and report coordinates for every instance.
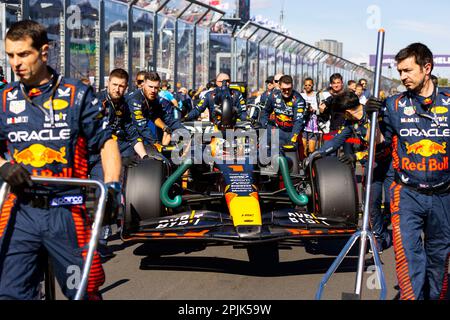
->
[126,72,180,146]
[184,73,248,122]
[90,68,148,258]
[260,75,307,150]
[0,20,122,300]
[305,91,394,252]
[367,43,449,300]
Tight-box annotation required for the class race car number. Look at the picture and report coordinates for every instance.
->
[156,213,205,229]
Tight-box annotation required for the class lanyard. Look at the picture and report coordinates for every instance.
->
[19,75,63,128]
[409,87,440,128]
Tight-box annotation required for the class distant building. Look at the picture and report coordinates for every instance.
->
[315,39,343,57]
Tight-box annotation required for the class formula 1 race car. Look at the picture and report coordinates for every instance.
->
[120,116,359,264]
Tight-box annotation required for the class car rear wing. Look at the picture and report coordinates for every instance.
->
[0,177,107,301]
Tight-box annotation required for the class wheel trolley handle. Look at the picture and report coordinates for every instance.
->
[0,177,108,301]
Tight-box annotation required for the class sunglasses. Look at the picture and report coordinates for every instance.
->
[274,80,280,83]
[136,80,144,85]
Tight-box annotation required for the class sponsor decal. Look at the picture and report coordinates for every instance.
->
[7,90,18,101]
[401,157,448,172]
[45,112,68,123]
[43,99,69,111]
[403,106,415,116]
[442,98,450,106]
[9,100,26,115]
[57,87,71,98]
[430,106,449,114]
[28,88,42,97]
[50,195,84,207]
[14,144,68,168]
[400,128,450,138]
[156,212,204,229]
[8,129,71,143]
[7,116,29,125]
[405,140,446,157]
[288,212,330,226]
[398,100,407,108]
[400,118,420,124]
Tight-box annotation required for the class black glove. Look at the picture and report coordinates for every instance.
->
[302,151,322,169]
[162,126,172,134]
[338,153,356,166]
[104,182,122,226]
[0,162,33,188]
[365,96,383,114]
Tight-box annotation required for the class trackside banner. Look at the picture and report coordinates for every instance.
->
[369,55,450,67]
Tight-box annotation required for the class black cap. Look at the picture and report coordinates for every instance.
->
[265,76,274,84]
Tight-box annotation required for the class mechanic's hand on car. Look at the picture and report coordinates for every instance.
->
[365,96,383,114]
[302,151,322,169]
[0,162,33,189]
[104,182,123,225]
[338,153,356,166]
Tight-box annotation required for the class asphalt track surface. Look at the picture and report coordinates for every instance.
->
[96,233,399,300]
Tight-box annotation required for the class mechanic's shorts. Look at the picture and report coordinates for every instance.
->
[302,131,319,142]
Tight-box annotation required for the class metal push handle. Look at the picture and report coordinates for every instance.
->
[0,177,108,301]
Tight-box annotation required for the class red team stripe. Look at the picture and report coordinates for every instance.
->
[440,254,449,300]
[2,88,14,112]
[71,205,105,298]
[391,184,416,300]
[0,194,17,238]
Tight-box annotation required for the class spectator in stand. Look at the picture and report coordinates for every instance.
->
[355,83,368,105]
[358,78,371,99]
[300,77,320,156]
[318,73,353,157]
[134,70,147,90]
[347,80,357,92]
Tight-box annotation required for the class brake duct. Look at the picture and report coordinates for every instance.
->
[160,159,193,208]
[276,156,309,206]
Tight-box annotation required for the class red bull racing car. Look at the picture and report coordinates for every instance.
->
[119,121,359,263]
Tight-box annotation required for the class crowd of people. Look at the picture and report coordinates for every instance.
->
[0,20,448,301]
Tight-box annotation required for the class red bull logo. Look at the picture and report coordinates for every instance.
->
[402,157,448,172]
[276,114,293,127]
[405,140,446,157]
[14,144,68,168]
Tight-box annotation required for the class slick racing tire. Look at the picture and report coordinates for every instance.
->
[123,158,165,230]
[310,157,358,224]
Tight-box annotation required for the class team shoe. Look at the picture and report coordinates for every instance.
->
[97,243,116,260]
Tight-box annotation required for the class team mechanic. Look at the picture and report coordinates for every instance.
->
[126,72,177,147]
[305,91,394,252]
[368,43,449,300]
[0,20,122,300]
[260,75,307,150]
[90,68,148,258]
[184,73,248,122]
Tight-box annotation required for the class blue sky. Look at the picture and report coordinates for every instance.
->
[251,0,450,79]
